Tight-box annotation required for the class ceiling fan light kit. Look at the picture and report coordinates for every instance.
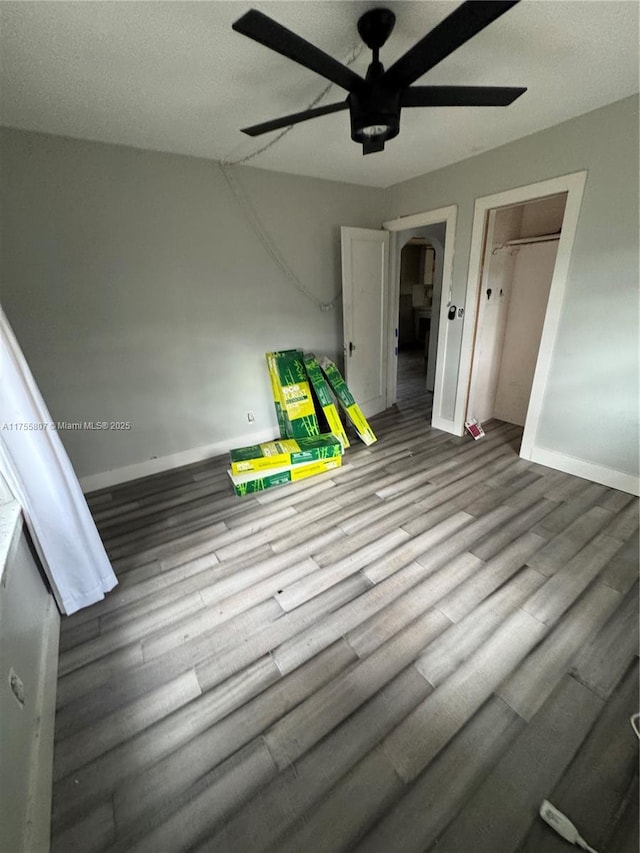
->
[233,1,526,155]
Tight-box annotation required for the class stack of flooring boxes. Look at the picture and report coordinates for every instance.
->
[227,350,376,495]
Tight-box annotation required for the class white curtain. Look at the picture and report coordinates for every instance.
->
[0,307,117,614]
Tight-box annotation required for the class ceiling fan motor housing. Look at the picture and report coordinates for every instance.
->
[348,86,401,144]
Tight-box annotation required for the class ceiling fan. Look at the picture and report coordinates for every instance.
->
[233,1,526,155]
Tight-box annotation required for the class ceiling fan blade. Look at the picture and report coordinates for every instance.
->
[383,1,520,89]
[402,85,526,107]
[241,101,349,137]
[233,10,364,92]
[363,137,385,155]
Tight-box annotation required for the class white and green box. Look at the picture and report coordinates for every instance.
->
[271,350,320,439]
[228,456,342,496]
[303,353,350,449]
[229,433,342,475]
[319,357,377,446]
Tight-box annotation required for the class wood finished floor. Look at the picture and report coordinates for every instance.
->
[53,352,639,853]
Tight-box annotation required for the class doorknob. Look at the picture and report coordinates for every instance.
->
[349,341,356,355]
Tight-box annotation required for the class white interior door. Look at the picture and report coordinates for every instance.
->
[493,240,559,425]
[340,226,389,418]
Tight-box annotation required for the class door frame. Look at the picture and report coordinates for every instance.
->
[458,171,587,456]
[383,204,457,430]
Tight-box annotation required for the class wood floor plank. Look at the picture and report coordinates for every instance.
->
[409,467,510,516]
[428,674,604,853]
[497,581,622,720]
[213,500,342,561]
[51,656,280,833]
[518,660,639,853]
[113,640,356,834]
[277,530,410,611]
[57,590,207,675]
[53,669,201,781]
[526,505,614,575]
[347,552,482,658]
[267,747,403,853]
[437,532,546,622]
[603,497,639,541]
[311,502,424,567]
[272,540,470,676]
[337,482,439,536]
[601,774,639,853]
[600,534,639,594]
[596,487,635,512]
[51,802,115,853]
[58,618,100,652]
[353,698,524,853]
[110,519,232,571]
[417,566,546,687]
[522,533,625,626]
[265,609,448,769]
[196,665,432,853]
[271,495,383,552]
[570,581,639,700]
[57,598,282,717]
[97,570,216,634]
[362,512,473,583]
[502,468,574,509]
[461,471,542,517]
[54,371,636,853]
[425,444,517,489]
[382,609,548,782]
[56,642,144,709]
[399,487,485,536]
[110,738,277,853]
[141,557,320,660]
[469,498,556,561]
[195,574,370,691]
[531,482,610,538]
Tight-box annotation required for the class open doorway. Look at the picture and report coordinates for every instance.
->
[396,225,446,407]
[396,222,446,399]
[383,204,456,429]
[384,211,452,420]
[465,192,569,441]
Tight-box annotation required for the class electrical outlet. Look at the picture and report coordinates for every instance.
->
[9,667,25,709]
[247,411,255,423]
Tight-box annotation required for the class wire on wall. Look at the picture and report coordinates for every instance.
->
[219,163,337,311]
[219,42,365,312]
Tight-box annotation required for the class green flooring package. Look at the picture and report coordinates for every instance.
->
[319,357,377,446]
[269,350,320,438]
[303,353,350,449]
[265,351,290,438]
[228,456,342,496]
[229,433,342,475]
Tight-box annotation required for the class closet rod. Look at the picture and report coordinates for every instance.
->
[492,233,561,254]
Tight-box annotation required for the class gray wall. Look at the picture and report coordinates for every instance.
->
[2,95,638,483]
[386,95,639,478]
[0,129,383,479]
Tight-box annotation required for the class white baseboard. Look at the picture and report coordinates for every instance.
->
[79,427,277,493]
[529,446,639,496]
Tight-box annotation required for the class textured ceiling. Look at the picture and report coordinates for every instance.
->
[1,1,638,187]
